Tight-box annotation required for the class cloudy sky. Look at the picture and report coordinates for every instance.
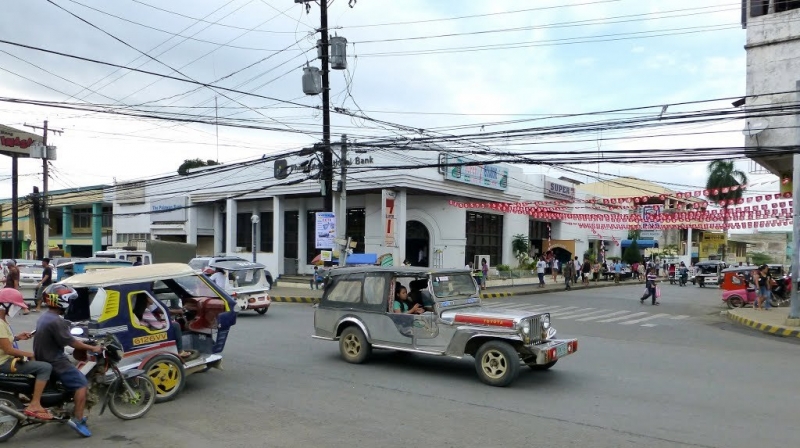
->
[0,0,781,200]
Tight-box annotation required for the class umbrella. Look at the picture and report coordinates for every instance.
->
[311,254,324,266]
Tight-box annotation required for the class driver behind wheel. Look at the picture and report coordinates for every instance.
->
[34,284,102,438]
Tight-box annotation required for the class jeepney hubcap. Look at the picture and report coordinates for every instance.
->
[481,350,508,378]
[343,334,361,357]
[149,362,181,395]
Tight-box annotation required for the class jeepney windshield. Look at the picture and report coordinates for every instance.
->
[431,273,478,298]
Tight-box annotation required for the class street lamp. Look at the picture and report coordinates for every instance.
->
[250,213,259,263]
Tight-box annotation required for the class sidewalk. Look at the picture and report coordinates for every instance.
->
[726,307,800,339]
[268,277,631,303]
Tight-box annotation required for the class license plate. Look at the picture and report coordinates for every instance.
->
[556,343,568,358]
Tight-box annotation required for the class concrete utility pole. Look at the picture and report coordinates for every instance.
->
[339,134,347,239]
[24,120,60,259]
[789,81,800,321]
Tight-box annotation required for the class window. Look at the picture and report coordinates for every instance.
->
[102,206,112,228]
[346,208,366,253]
[306,210,321,264]
[326,276,363,303]
[284,211,299,259]
[116,233,151,244]
[775,0,800,13]
[363,275,387,305]
[72,207,92,229]
[465,211,503,266]
[529,220,549,240]
[751,0,769,16]
[260,212,274,252]
[236,213,252,249]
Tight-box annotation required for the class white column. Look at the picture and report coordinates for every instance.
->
[395,189,407,266]
[186,200,198,245]
[252,204,260,258]
[686,227,692,259]
[273,196,284,275]
[214,203,224,255]
[502,213,514,267]
[298,199,308,271]
[225,198,237,255]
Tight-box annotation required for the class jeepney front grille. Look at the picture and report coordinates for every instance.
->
[530,315,544,344]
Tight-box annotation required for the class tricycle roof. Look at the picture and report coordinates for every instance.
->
[59,257,134,267]
[326,266,470,277]
[208,260,266,271]
[60,263,196,288]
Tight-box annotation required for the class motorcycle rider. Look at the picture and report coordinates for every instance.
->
[678,262,689,286]
[33,285,102,438]
[0,288,53,420]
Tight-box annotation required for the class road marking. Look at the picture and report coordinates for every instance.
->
[597,312,649,323]
[640,323,658,327]
[555,309,615,320]
[575,310,630,321]
[619,313,670,325]
[550,308,598,318]
[545,306,581,316]
[669,315,690,320]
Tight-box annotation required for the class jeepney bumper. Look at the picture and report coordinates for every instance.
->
[520,338,579,365]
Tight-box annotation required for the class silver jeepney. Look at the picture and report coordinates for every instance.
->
[312,267,578,387]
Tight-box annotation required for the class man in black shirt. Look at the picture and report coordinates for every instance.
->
[34,258,52,313]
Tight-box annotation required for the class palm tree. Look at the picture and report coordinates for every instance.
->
[705,160,748,262]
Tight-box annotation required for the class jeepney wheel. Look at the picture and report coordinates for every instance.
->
[339,326,371,364]
[143,355,186,403]
[727,296,744,309]
[475,341,520,387]
[255,307,269,315]
[525,359,557,371]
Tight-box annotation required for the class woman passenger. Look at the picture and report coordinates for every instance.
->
[393,286,423,314]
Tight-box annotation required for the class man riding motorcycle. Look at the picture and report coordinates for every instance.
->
[33,284,102,438]
[678,262,689,286]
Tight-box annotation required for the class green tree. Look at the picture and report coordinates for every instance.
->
[705,160,748,262]
[748,251,773,266]
[622,240,641,265]
[511,234,530,267]
[178,158,220,175]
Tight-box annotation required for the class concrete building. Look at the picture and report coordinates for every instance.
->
[742,0,800,187]
[730,230,791,265]
[111,149,627,276]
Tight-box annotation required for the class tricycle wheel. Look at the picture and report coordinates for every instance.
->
[143,355,186,403]
[727,296,744,309]
[107,376,156,420]
[0,393,22,443]
[255,307,268,315]
[474,341,520,387]
[339,326,371,364]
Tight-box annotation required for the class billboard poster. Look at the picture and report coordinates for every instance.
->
[640,205,663,230]
[382,189,397,247]
[315,212,336,249]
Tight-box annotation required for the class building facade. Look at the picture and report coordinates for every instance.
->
[111,149,626,275]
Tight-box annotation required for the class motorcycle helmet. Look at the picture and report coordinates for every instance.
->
[0,288,28,318]
[42,284,78,310]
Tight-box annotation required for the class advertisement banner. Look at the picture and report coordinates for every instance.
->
[315,212,336,249]
[382,189,397,247]
[442,154,508,190]
[0,124,42,157]
[640,205,662,230]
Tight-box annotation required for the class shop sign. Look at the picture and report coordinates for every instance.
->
[0,124,42,157]
[0,231,22,241]
[543,176,575,201]
[315,212,336,249]
[640,204,662,230]
[442,154,508,191]
[382,190,397,247]
[149,197,187,223]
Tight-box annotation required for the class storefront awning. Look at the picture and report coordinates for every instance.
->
[621,239,659,249]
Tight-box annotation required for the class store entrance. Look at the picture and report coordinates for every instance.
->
[405,221,430,267]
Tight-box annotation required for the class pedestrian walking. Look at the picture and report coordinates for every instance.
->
[613,260,622,284]
[753,264,772,310]
[582,258,591,286]
[551,259,559,283]
[563,259,574,290]
[536,257,546,288]
[640,268,660,305]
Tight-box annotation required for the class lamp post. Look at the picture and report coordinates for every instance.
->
[250,213,259,263]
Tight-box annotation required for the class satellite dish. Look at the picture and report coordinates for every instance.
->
[742,119,768,137]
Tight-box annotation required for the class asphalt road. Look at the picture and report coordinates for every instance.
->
[7,283,800,448]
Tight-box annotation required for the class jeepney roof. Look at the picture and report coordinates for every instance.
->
[59,257,134,268]
[60,263,196,287]
[326,266,470,277]
[208,259,266,271]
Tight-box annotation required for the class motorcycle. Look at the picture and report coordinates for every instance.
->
[770,274,792,307]
[0,331,156,442]
[678,269,688,287]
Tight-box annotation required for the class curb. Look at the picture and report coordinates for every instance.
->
[726,311,800,338]
[480,292,514,298]
[270,296,318,304]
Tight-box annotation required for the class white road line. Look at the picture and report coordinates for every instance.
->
[517,305,568,313]
[597,312,649,323]
[546,306,582,316]
[485,303,544,311]
[619,313,670,325]
[550,308,596,318]
[575,310,630,321]
[640,323,658,327]
[555,309,614,320]
[669,315,690,320]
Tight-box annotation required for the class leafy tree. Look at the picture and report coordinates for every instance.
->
[622,240,641,265]
[178,158,220,175]
[511,234,530,267]
[748,251,773,266]
[705,160,748,262]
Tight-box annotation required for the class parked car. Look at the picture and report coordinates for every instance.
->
[312,266,578,387]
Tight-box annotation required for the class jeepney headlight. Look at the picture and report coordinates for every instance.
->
[541,314,551,330]
[520,319,531,335]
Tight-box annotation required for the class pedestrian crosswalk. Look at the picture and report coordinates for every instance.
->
[481,302,690,327]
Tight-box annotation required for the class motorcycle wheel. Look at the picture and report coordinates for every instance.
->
[0,393,22,442]
[107,376,156,421]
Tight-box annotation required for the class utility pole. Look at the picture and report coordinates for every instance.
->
[339,134,347,239]
[789,80,800,321]
[24,120,61,260]
[11,155,18,259]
